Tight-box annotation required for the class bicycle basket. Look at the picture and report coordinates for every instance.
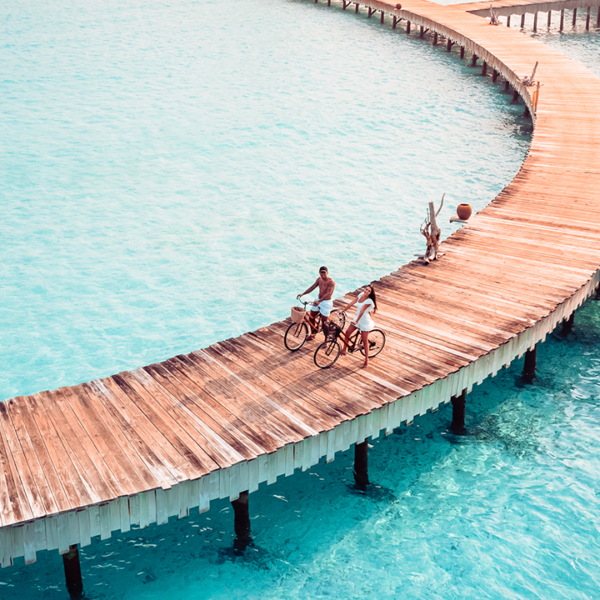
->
[291,306,306,323]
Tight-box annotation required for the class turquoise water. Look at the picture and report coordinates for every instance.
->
[2,0,600,599]
[3,300,600,599]
[0,0,530,402]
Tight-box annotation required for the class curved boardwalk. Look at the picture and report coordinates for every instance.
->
[1,0,600,568]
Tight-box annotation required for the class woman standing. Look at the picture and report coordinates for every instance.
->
[341,284,378,368]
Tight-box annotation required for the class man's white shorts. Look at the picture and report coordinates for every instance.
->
[310,299,334,317]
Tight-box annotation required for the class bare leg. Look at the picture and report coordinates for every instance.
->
[341,323,357,355]
[361,330,370,368]
[306,310,319,339]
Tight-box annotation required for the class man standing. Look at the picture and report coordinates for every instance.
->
[297,266,336,340]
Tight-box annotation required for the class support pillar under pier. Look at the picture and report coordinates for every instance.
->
[523,346,537,383]
[450,391,467,435]
[354,440,370,491]
[231,491,252,553]
[572,7,577,27]
[562,313,575,336]
[560,9,564,31]
[63,545,84,600]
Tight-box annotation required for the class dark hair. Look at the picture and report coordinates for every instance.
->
[368,284,378,314]
[319,266,328,273]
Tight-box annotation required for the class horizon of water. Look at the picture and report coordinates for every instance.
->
[0,0,530,402]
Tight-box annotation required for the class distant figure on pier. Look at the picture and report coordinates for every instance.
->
[341,284,378,368]
[297,266,336,340]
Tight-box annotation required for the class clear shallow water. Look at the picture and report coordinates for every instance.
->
[0,0,530,401]
[3,300,600,600]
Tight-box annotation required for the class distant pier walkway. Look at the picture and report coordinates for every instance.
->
[2,0,600,576]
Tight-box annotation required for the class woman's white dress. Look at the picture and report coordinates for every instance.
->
[354,298,375,332]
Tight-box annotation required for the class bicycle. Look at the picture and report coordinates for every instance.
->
[284,299,346,351]
[314,321,386,369]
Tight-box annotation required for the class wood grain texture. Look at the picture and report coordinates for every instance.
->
[1,0,599,547]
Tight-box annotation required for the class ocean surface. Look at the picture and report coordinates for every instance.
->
[1,0,599,599]
[1,0,530,402]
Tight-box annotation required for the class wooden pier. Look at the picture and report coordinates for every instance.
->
[2,0,600,593]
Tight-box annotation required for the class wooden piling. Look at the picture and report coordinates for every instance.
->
[63,545,84,600]
[512,89,519,103]
[471,53,478,67]
[420,25,425,37]
[597,7,600,27]
[560,8,564,30]
[547,10,552,28]
[507,14,511,27]
[433,31,438,45]
[450,391,467,435]
[492,68,498,82]
[504,80,510,92]
[460,45,465,59]
[572,8,577,27]
[523,346,537,382]
[521,13,525,28]
[231,491,252,553]
[393,15,398,29]
[407,20,411,33]
[532,11,537,31]
[446,39,453,52]
[354,441,370,491]
[368,7,374,17]
[482,61,487,76]
[381,10,385,24]
[355,2,359,14]
[586,6,590,30]
[562,313,575,335]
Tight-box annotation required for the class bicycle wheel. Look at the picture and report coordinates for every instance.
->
[359,329,386,358]
[314,339,341,369]
[328,310,345,331]
[285,322,308,351]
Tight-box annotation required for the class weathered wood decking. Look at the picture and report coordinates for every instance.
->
[454,0,600,18]
[2,0,600,567]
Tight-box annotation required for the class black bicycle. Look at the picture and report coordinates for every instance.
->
[284,299,345,351]
[314,322,386,369]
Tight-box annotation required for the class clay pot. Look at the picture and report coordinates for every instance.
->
[457,203,472,220]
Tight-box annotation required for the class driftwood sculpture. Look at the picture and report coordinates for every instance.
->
[489,5,500,25]
[420,194,444,264]
[521,61,539,86]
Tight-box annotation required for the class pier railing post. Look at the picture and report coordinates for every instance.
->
[231,491,252,553]
[523,345,537,383]
[450,391,467,435]
[62,545,84,600]
[354,440,370,491]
